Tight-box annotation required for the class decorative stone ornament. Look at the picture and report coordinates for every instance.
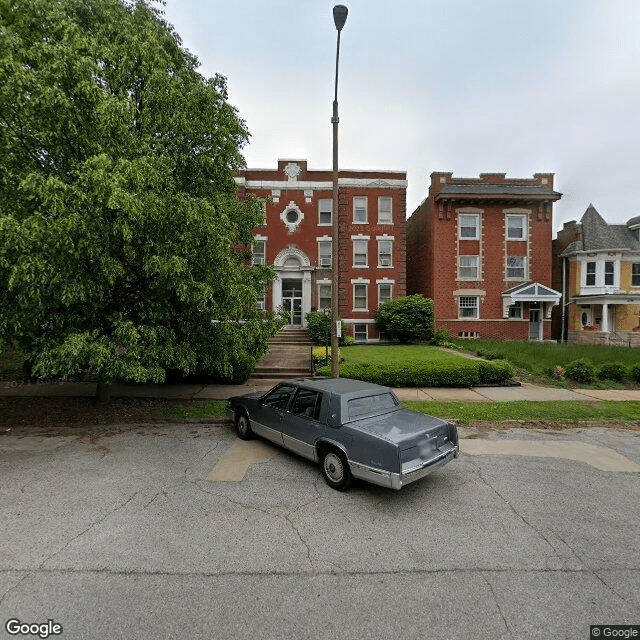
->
[284,162,301,182]
[280,201,304,233]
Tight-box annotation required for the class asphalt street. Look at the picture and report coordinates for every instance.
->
[1,422,639,640]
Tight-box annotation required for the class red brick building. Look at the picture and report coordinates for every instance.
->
[235,159,407,342]
[406,172,562,340]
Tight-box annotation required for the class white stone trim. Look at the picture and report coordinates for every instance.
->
[236,178,408,190]
[280,201,304,233]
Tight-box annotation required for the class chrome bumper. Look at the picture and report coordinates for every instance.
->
[349,445,459,490]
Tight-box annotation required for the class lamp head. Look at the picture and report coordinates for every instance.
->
[333,5,348,32]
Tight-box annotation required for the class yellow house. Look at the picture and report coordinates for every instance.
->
[555,205,640,346]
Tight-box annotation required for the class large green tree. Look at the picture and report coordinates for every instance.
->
[0,0,282,386]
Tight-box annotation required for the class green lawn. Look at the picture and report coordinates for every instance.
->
[403,400,640,425]
[451,339,640,377]
[335,344,474,365]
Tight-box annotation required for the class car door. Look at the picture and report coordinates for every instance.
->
[279,387,324,460]
[250,383,296,445]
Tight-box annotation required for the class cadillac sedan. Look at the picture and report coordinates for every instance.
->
[227,378,459,491]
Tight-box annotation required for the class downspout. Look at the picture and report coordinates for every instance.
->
[561,256,567,344]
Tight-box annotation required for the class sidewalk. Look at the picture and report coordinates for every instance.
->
[2,378,640,403]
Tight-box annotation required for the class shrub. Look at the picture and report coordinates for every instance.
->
[596,362,627,382]
[315,359,514,388]
[375,295,435,343]
[306,312,348,346]
[630,363,640,383]
[565,358,596,384]
[551,365,565,381]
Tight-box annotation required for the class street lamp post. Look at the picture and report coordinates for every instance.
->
[331,4,348,379]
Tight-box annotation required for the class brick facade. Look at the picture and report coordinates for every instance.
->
[407,172,561,341]
[235,159,407,342]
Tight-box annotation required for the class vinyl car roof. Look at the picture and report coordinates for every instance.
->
[289,378,393,400]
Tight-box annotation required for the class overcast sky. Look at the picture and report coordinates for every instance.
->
[161,0,640,235]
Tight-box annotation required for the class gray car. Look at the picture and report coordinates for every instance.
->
[227,378,459,491]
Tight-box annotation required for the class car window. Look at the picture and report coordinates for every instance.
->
[262,385,296,410]
[347,393,398,419]
[290,388,323,421]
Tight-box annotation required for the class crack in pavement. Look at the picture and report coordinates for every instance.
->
[36,490,141,569]
[481,572,514,639]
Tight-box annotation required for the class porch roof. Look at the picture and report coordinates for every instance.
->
[572,293,640,305]
[502,282,562,304]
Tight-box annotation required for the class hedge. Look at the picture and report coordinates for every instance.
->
[315,359,514,387]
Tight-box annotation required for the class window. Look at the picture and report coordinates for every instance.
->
[459,214,479,239]
[318,241,332,267]
[319,199,332,225]
[378,283,392,306]
[354,324,368,342]
[586,261,596,286]
[378,240,392,267]
[353,239,368,266]
[508,303,522,318]
[262,384,296,410]
[256,291,266,311]
[252,239,266,265]
[378,197,392,223]
[507,215,527,240]
[459,255,479,279]
[632,263,640,287]
[353,196,367,223]
[286,208,299,224]
[318,283,331,310]
[605,261,615,286]
[348,393,397,419]
[459,296,478,319]
[353,284,368,310]
[507,256,526,279]
[291,388,323,421]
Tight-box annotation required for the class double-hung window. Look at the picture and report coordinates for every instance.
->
[459,296,478,319]
[507,215,527,240]
[353,239,368,267]
[459,256,479,279]
[252,239,266,266]
[585,262,596,286]
[318,283,332,310]
[353,197,367,223]
[353,284,368,310]
[604,261,615,286]
[318,241,332,268]
[632,263,640,287]
[378,197,392,224]
[459,214,479,239]
[507,256,526,279]
[378,283,392,306]
[318,199,332,225]
[378,240,392,267]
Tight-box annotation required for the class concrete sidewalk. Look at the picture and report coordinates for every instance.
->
[2,377,640,402]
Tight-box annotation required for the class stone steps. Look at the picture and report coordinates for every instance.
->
[250,328,314,380]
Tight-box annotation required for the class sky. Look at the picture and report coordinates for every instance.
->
[160,0,640,235]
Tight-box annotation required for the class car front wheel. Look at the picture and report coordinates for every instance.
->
[320,448,352,491]
[235,410,253,440]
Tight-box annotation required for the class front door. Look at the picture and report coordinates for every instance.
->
[529,309,541,340]
[282,279,303,326]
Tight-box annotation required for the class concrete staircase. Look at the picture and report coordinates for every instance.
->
[250,328,314,379]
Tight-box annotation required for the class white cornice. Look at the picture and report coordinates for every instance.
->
[234,178,408,190]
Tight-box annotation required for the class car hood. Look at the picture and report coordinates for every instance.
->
[350,408,452,448]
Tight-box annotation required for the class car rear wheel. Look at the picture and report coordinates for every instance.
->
[320,448,352,491]
[235,410,253,440]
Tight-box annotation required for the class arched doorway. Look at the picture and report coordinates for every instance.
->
[272,247,313,327]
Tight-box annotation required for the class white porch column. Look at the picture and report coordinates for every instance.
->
[272,271,282,311]
[302,270,312,327]
[601,303,609,333]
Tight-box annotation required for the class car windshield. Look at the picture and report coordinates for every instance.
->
[347,393,398,419]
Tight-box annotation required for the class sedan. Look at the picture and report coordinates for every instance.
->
[227,378,459,491]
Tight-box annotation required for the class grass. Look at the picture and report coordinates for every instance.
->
[451,339,640,378]
[144,400,227,420]
[403,400,640,425]
[336,344,474,366]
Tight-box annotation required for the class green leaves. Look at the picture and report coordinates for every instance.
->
[0,0,281,385]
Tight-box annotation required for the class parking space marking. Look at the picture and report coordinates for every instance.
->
[461,439,640,472]
[207,439,278,482]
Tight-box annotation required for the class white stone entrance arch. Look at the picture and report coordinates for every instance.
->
[273,246,313,327]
